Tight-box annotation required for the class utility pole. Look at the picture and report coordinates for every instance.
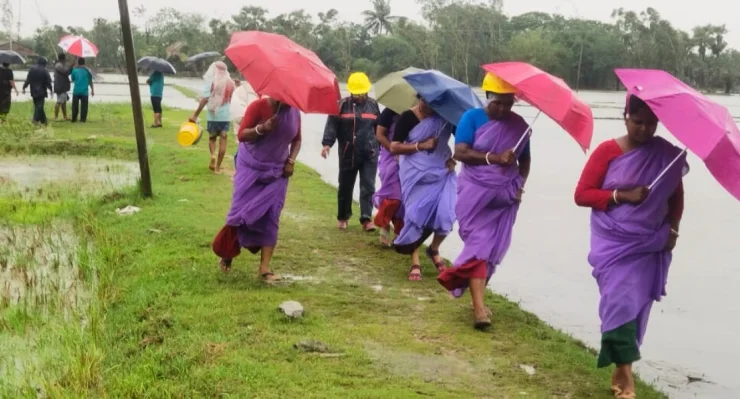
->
[575,40,584,92]
[117,0,153,197]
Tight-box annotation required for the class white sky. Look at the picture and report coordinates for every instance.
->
[11,0,740,48]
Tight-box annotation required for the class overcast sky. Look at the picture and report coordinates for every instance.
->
[13,0,740,48]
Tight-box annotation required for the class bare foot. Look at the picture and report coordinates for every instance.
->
[209,157,216,171]
[337,220,348,230]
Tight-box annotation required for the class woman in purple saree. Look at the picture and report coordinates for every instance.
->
[212,97,302,283]
[437,83,531,330]
[390,99,457,281]
[574,95,687,398]
[373,108,404,246]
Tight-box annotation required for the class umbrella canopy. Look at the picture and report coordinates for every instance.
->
[185,51,221,66]
[225,31,340,114]
[615,68,740,201]
[58,35,99,58]
[403,69,483,126]
[0,50,25,65]
[137,56,177,74]
[375,67,423,113]
[230,81,261,122]
[482,62,593,152]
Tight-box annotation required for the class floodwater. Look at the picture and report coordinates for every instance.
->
[0,156,139,198]
[7,72,740,397]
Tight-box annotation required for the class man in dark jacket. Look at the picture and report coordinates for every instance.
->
[321,72,381,231]
[53,53,72,121]
[22,57,53,125]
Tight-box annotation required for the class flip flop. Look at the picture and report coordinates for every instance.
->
[425,248,447,272]
[379,229,392,247]
[261,272,282,283]
[407,265,422,281]
[219,258,232,272]
[474,319,492,331]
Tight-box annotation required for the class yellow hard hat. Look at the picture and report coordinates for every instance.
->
[347,72,372,95]
[482,72,516,94]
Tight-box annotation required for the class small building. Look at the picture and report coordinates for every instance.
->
[0,41,38,60]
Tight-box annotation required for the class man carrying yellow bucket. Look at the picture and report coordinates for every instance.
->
[321,72,381,232]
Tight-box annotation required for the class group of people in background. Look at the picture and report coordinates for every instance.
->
[210,64,686,399]
[0,53,94,125]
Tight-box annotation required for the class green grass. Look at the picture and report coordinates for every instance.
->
[0,102,667,398]
[172,84,199,100]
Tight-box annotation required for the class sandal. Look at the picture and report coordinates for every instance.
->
[474,319,492,331]
[407,265,422,281]
[219,258,232,272]
[611,385,623,397]
[425,248,447,272]
[261,272,282,283]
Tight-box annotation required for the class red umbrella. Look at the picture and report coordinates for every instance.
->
[58,35,99,58]
[482,62,593,152]
[225,31,341,114]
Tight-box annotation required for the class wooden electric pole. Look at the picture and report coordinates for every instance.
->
[117,0,152,197]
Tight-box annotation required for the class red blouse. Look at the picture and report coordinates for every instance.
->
[574,139,684,220]
[238,98,302,143]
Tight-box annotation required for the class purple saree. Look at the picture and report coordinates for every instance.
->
[393,115,457,254]
[440,112,530,297]
[589,136,687,345]
[225,107,300,252]
[373,114,402,208]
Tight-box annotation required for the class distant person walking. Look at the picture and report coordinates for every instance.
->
[70,57,95,123]
[188,61,236,174]
[321,72,381,231]
[22,57,53,125]
[147,70,164,127]
[0,62,18,121]
[53,53,71,121]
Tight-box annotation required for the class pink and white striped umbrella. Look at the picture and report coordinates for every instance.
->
[58,35,99,58]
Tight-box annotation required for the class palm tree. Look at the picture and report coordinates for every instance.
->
[362,0,397,36]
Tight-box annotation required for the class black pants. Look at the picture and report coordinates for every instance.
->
[337,158,377,223]
[32,97,47,125]
[71,95,89,122]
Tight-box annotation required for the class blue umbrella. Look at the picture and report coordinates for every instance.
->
[403,69,484,126]
[137,56,177,74]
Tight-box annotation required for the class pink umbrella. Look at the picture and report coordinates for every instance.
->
[58,35,99,58]
[482,62,593,152]
[615,68,740,201]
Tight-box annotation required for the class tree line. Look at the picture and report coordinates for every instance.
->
[5,0,739,93]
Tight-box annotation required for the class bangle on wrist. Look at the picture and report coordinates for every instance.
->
[670,228,679,237]
[415,142,420,152]
[255,125,263,135]
[286,158,295,165]
[485,152,492,165]
[613,190,620,204]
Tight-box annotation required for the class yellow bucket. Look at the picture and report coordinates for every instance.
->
[177,121,202,147]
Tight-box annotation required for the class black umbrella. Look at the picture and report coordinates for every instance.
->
[0,50,25,65]
[137,56,177,74]
[185,51,221,66]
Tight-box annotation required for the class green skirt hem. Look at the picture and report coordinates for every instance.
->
[597,320,641,368]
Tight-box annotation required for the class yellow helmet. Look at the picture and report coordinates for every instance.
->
[482,72,516,94]
[347,72,372,95]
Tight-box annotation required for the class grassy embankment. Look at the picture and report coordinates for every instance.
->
[0,101,666,398]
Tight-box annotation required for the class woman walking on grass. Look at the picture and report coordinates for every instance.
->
[189,61,235,174]
[574,95,687,399]
[391,96,456,281]
[437,74,531,331]
[212,97,301,283]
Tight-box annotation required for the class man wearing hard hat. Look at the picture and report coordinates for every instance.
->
[321,72,381,231]
[437,72,532,330]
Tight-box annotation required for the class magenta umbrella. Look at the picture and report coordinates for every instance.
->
[615,68,740,201]
[482,62,593,152]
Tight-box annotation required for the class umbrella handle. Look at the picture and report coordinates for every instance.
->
[512,111,541,152]
[648,148,688,190]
